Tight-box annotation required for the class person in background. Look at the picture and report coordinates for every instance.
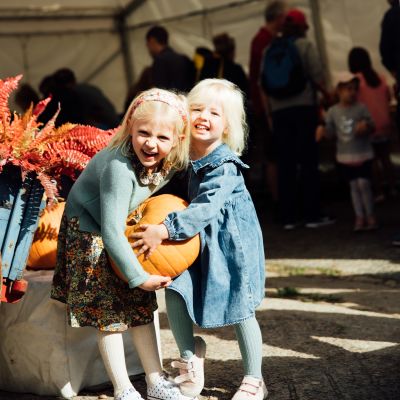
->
[37,68,120,197]
[15,83,39,113]
[146,25,195,92]
[316,72,377,231]
[192,46,213,83]
[249,0,287,206]
[37,68,119,129]
[53,68,120,129]
[262,8,333,230]
[379,0,400,246]
[348,47,397,201]
[199,33,249,97]
[37,71,84,127]
[380,0,400,132]
[51,88,193,400]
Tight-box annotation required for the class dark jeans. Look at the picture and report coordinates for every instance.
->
[272,105,320,224]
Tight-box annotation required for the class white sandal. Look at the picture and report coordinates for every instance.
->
[171,336,206,397]
[231,376,268,400]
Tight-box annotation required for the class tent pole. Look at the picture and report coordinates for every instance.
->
[83,49,121,83]
[309,0,331,87]
[116,16,134,89]
[118,0,147,19]
[115,0,146,91]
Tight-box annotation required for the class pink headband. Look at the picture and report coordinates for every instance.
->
[129,90,188,123]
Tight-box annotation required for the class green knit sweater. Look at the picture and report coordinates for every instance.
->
[65,146,174,288]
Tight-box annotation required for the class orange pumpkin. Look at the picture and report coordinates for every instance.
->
[27,202,65,269]
[110,194,200,279]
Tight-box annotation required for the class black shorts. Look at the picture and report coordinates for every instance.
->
[339,160,372,182]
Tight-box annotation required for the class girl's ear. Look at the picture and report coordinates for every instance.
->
[223,126,229,137]
[172,132,186,148]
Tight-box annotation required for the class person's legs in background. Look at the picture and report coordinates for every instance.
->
[340,162,376,231]
[357,161,377,229]
[372,141,397,200]
[392,85,400,245]
[272,108,298,229]
[258,113,279,205]
[296,106,322,224]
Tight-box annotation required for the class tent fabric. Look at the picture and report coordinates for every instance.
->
[0,270,147,398]
[0,0,394,114]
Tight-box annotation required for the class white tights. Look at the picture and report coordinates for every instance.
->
[97,322,162,397]
[349,178,374,218]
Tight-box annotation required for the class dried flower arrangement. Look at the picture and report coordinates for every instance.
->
[0,75,117,203]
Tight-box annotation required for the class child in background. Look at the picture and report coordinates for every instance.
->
[133,79,267,400]
[348,46,397,201]
[51,88,194,400]
[316,72,376,231]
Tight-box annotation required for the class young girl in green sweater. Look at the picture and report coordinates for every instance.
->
[51,88,194,400]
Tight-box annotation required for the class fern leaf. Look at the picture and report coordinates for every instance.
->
[0,75,22,122]
[29,104,61,150]
[55,149,92,170]
[36,172,59,203]
[64,124,115,153]
[33,96,52,117]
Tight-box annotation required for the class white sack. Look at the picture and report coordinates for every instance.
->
[0,270,147,398]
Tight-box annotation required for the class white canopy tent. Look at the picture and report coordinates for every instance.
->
[0,0,392,114]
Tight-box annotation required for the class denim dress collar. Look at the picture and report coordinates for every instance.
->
[190,143,249,173]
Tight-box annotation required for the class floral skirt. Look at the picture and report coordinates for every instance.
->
[50,215,157,332]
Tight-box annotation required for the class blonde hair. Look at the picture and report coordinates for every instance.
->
[187,79,248,155]
[108,88,190,170]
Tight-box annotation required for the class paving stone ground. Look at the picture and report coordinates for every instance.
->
[1,186,399,400]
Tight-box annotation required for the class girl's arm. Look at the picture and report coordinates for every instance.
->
[323,108,336,139]
[355,106,375,136]
[164,162,242,239]
[131,162,242,253]
[100,161,170,289]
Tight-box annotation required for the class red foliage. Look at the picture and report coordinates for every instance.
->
[0,75,117,203]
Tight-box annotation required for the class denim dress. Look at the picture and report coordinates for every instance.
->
[164,144,265,328]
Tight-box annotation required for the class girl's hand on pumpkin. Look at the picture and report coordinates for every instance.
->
[139,275,172,291]
[130,223,169,258]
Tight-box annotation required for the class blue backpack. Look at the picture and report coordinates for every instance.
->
[261,36,307,99]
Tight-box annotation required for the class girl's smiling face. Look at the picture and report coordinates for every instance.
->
[131,117,176,171]
[190,101,227,150]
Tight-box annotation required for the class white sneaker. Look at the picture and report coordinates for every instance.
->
[116,387,144,400]
[305,216,336,228]
[147,374,195,400]
[231,376,268,400]
[171,336,206,397]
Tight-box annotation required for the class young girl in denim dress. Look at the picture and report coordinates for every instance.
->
[133,79,267,400]
[51,88,195,400]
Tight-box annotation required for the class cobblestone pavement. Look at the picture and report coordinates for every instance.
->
[1,195,399,400]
